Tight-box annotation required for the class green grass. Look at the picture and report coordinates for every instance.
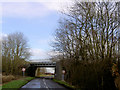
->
[39,74,52,77]
[36,74,54,78]
[2,77,35,89]
[53,79,75,89]
[0,86,2,90]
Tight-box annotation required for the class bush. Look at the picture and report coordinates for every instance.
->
[64,59,116,90]
[2,75,15,83]
[115,76,120,90]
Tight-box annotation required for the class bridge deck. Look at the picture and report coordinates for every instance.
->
[30,62,56,67]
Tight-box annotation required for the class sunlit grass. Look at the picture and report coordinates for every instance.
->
[2,77,35,88]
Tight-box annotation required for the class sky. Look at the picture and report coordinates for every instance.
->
[0,0,73,61]
[0,0,118,61]
[0,0,118,73]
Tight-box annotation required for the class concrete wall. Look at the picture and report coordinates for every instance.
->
[55,61,62,80]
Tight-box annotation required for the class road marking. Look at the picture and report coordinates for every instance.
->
[43,78,49,90]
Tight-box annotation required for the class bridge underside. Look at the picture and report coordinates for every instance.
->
[26,67,55,77]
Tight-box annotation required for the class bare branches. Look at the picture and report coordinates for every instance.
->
[2,32,30,75]
[51,1,119,89]
[53,2,118,62]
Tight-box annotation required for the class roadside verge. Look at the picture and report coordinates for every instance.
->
[1,77,35,89]
[52,79,76,90]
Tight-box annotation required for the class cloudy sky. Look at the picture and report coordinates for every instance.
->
[0,0,72,61]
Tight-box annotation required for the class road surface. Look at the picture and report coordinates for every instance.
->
[20,78,69,90]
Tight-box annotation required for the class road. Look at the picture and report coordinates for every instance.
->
[20,78,69,90]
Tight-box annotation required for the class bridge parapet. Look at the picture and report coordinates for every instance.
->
[30,62,56,67]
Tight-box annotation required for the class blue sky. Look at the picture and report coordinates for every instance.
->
[1,1,71,61]
[2,8,59,50]
[0,0,73,61]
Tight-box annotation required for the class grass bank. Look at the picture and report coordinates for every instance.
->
[1,77,35,89]
[53,79,75,90]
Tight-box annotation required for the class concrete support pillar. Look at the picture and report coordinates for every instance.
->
[35,68,39,77]
[55,61,62,80]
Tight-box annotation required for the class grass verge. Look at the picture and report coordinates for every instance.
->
[1,77,35,89]
[53,79,75,89]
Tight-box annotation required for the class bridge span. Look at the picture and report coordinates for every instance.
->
[25,61,62,80]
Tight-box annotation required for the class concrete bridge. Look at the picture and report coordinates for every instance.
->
[26,61,62,80]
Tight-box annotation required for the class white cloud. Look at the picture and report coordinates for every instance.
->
[2,3,52,18]
[0,0,72,3]
[29,48,62,60]
[47,51,62,57]
[30,48,45,56]
[0,33,8,42]
[2,33,7,37]
[1,0,73,18]
[41,0,73,11]
[30,48,49,59]
[0,33,8,38]
[0,0,119,2]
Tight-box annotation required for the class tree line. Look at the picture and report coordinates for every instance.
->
[52,1,119,90]
[2,32,30,75]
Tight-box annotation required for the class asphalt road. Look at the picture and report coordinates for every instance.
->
[20,78,69,90]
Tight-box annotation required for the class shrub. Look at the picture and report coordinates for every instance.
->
[2,75,15,83]
[115,76,120,90]
[64,59,116,90]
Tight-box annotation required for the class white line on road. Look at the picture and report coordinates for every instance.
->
[43,78,49,90]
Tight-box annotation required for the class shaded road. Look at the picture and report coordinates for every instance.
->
[20,78,69,90]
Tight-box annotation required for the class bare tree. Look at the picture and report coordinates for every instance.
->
[52,1,118,89]
[53,2,118,61]
[2,32,30,75]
